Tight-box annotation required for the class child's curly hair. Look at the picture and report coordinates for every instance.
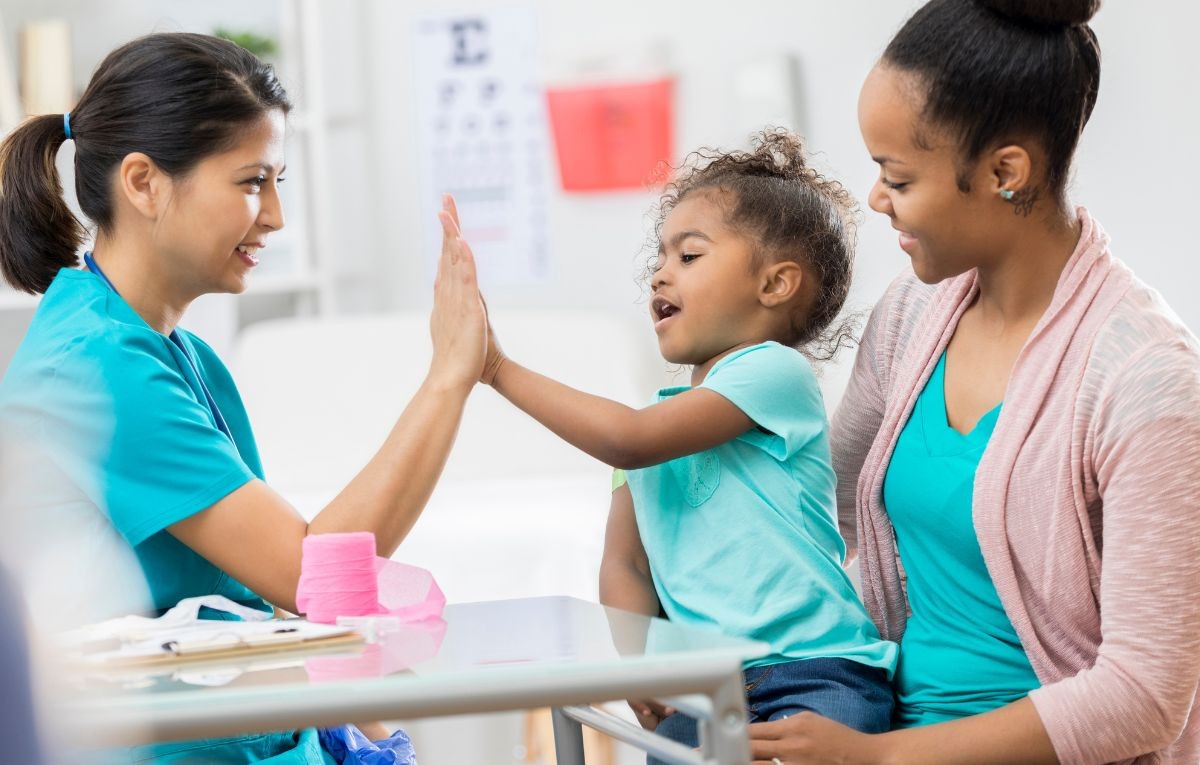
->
[650,128,860,362]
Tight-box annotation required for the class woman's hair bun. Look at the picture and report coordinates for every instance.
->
[977,0,1100,27]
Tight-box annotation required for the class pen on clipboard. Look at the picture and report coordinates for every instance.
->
[161,627,304,655]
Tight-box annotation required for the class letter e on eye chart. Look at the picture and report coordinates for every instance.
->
[413,6,552,287]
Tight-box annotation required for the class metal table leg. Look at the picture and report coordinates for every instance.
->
[552,706,587,765]
[702,670,751,765]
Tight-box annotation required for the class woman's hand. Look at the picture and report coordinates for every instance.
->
[429,194,487,390]
[750,712,889,765]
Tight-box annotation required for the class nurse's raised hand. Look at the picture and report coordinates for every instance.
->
[429,194,487,389]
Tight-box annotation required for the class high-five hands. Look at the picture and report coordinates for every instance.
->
[436,196,507,385]
[429,194,487,389]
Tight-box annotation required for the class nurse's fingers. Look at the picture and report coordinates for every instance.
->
[442,193,462,231]
[438,210,461,268]
[452,234,478,283]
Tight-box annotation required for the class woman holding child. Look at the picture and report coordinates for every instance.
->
[747,0,1200,763]
[1,0,1197,762]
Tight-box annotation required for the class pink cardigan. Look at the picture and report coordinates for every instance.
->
[831,209,1200,764]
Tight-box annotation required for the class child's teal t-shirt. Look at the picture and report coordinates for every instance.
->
[622,342,897,673]
[883,351,1040,727]
[0,268,329,763]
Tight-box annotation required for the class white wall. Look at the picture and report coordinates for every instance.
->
[0,0,280,87]
[360,0,1200,408]
[2,1,1197,400]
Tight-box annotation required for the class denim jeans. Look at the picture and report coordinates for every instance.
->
[649,657,893,765]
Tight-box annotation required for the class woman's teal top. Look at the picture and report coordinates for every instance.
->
[882,351,1039,727]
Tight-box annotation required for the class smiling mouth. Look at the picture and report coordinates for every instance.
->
[235,244,262,267]
[651,295,680,326]
[895,229,918,250]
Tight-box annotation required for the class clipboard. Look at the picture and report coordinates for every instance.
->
[74,619,364,669]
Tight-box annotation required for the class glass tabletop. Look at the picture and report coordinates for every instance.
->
[72,596,768,698]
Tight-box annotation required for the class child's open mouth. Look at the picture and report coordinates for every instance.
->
[651,295,680,330]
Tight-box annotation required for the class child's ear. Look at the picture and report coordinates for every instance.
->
[759,260,804,308]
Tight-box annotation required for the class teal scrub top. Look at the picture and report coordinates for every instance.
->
[624,342,897,674]
[0,268,331,763]
[883,351,1040,727]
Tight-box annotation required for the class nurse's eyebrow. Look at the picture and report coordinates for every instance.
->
[236,162,286,173]
[872,155,905,166]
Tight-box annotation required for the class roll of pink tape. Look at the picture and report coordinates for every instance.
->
[296,531,445,625]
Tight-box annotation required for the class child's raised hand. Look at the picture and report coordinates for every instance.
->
[480,296,506,385]
[628,699,676,731]
[429,194,486,389]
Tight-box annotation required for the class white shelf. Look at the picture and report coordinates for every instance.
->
[0,290,40,311]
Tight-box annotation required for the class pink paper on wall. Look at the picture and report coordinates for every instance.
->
[545,78,674,192]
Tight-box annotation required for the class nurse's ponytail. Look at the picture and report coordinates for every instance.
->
[0,32,291,295]
[0,115,86,294]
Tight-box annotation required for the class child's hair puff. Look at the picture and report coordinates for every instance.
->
[649,128,860,363]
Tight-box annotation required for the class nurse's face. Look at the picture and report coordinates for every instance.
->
[154,110,287,296]
[857,65,1008,284]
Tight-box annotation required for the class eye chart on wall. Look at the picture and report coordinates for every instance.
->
[414,6,551,286]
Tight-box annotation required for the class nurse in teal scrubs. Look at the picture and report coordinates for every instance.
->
[0,33,486,762]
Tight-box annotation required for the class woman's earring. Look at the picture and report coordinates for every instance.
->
[998,188,1015,201]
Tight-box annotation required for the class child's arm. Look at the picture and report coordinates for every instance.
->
[488,354,752,469]
[599,481,678,731]
[599,482,658,615]
[439,197,749,468]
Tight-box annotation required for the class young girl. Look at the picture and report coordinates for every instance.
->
[445,129,897,752]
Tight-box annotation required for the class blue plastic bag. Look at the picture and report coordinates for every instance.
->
[319,724,418,765]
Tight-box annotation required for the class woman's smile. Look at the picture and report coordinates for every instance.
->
[235,242,263,267]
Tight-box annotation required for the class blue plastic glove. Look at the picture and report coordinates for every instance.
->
[318,724,417,765]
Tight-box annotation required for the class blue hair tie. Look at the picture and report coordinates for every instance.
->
[63,112,72,140]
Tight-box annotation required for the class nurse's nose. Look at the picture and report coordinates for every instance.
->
[259,183,286,232]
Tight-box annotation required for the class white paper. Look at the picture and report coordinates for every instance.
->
[413,5,552,286]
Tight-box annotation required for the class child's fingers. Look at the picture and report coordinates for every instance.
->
[647,700,676,717]
[628,700,655,725]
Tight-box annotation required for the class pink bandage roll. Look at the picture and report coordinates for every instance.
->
[296,532,445,625]
[305,618,448,683]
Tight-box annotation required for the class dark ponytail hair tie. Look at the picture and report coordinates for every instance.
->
[62,112,72,140]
